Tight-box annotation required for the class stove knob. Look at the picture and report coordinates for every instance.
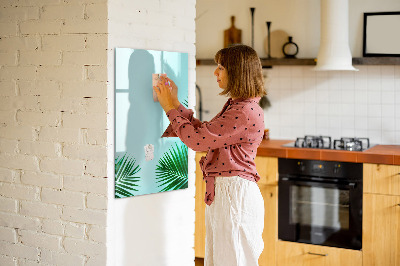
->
[334,164,341,174]
[298,161,305,171]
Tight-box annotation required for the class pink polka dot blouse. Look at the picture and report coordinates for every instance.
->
[162,97,265,205]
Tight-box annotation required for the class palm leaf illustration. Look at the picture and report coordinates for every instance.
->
[182,98,188,108]
[115,153,141,198]
[155,143,188,192]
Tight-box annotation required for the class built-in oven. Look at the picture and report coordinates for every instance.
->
[278,158,363,250]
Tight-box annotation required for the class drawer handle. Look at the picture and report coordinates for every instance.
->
[307,252,328,257]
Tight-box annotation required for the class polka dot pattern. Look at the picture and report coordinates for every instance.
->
[161,98,265,206]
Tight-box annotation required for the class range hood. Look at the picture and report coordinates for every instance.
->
[314,0,358,71]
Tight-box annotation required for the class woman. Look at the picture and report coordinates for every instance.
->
[154,44,266,266]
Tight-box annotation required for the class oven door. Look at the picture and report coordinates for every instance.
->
[278,176,362,250]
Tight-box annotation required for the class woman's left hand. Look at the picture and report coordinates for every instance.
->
[153,78,175,113]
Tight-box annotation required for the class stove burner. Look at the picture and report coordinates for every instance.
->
[286,136,372,151]
[295,135,332,149]
[333,137,370,151]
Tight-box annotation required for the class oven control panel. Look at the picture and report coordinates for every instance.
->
[281,158,362,180]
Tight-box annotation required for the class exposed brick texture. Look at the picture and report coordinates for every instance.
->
[0,1,108,264]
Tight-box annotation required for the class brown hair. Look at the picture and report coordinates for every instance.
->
[214,44,266,99]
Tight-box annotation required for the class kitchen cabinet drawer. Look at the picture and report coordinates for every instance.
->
[276,241,362,266]
[364,164,400,196]
[363,193,400,266]
[255,156,278,186]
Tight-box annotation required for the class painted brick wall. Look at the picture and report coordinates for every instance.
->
[107,0,197,265]
[0,1,108,265]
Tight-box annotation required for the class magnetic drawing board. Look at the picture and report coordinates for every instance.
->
[115,48,189,198]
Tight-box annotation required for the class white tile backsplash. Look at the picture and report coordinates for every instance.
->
[196,65,400,144]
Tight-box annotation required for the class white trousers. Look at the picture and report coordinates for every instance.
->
[205,176,264,266]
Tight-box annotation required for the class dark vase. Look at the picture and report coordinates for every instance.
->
[282,36,299,58]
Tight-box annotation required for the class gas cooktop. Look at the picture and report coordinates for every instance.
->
[282,135,374,151]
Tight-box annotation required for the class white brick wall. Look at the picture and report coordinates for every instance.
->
[0,0,108,265]
[1,0,198,264]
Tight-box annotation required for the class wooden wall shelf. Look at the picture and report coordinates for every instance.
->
[196,57,400,67]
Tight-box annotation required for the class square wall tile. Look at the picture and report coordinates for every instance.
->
[382,104,395,118]
[341,128,355,137]
[354,90,368,104]
[304,102,316,115]
[367,104,381,118]
[367,129,382,144]
[355,116,368,130]
[341,103,355,116]
[367,91,381,104]
[355,104,368,116]
[316,89,329,103]
[291,67,304,78]
[382,78,395,91]
[341,89,355,104]
[342,117,355,129]
[304,88,316,103]
[381,66,395,77]
[367,77,381,91]
[291,77,304,90]
[315,77,329,90]
[316,115,330,128]
[329,103,341,116]
[382,90,395,104]
[328,88,341,103]
[329,116,342,129]
[368,117,382,131]
[316,103,330,115]
[381,131,396,144]
[382,117,396,131]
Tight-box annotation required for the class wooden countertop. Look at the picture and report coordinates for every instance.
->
[257,139,400,165]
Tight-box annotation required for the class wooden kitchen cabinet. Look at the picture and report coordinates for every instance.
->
[364,163,400,196]
[276,241,362,266]
[195,152,207,258]
[363,163,400,266]
[259,184,278,266]
[255,156,278,186]
[363,193,400,266]
[256,156,279,266]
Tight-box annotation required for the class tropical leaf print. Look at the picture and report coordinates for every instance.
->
[155,143,188,192]
[182,98,188,108]
[115,153,141,198]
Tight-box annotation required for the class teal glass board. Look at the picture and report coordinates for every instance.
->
[114,48,189,198]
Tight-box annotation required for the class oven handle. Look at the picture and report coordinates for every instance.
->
[280,177,357,189]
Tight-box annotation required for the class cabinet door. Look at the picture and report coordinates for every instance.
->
[255,156,278,186]
[364,164,400,196]
[259,185,278,266]
[363,193,400,266]
[195,152,207,258]
[277,241,362,266]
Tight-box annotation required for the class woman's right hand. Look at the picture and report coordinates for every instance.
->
[163,77,180,108]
